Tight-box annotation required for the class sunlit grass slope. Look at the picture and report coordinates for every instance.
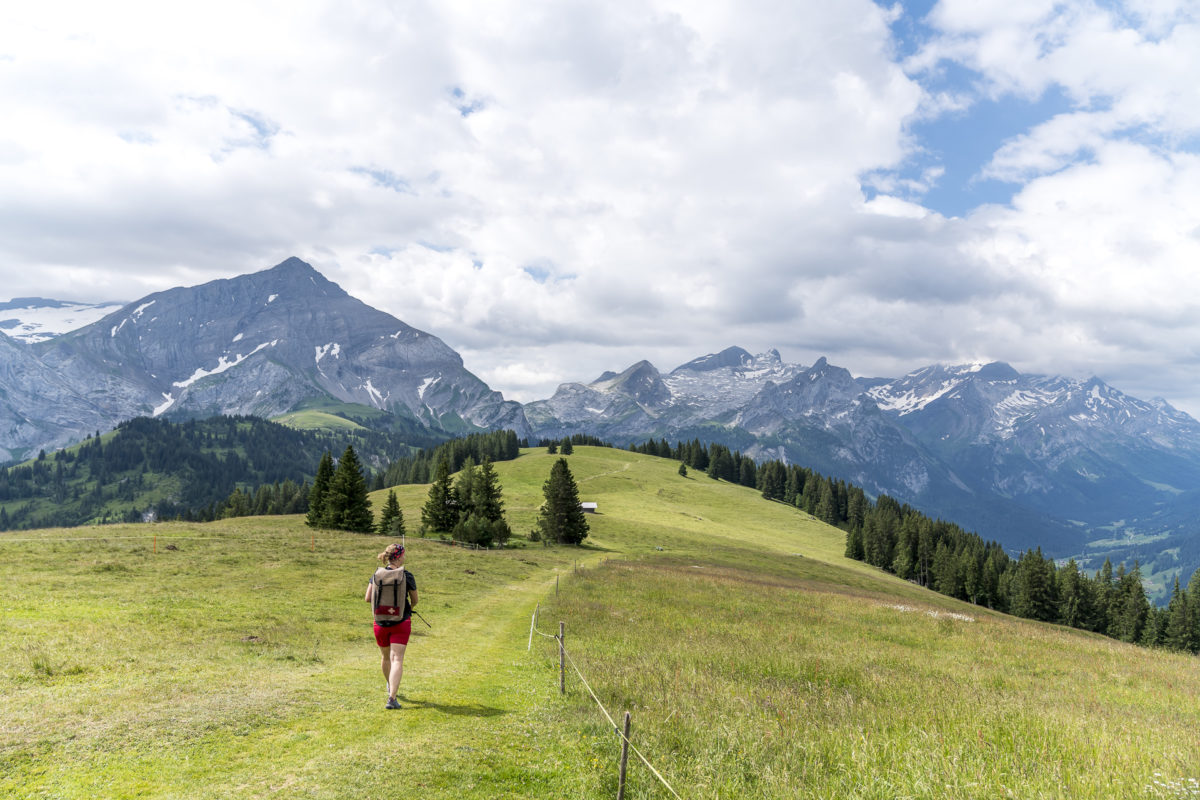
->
[271,408,366,431]
[2,447,1199,799]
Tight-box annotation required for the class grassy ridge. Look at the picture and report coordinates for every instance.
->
[2,447,1199,798]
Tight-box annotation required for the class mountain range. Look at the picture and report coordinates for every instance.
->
[3,257,1198,596]
[0,258,528,465]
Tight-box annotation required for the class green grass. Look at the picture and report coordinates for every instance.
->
[271,409,366,431]
[2,447,1199,798]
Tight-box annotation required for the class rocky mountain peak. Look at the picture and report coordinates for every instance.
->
[974,361,1020,381]
[673,346,754,373]
[595,360,670,407]
[0,258,531,460]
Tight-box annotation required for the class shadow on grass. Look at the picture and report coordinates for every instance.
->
[397,695,507,717]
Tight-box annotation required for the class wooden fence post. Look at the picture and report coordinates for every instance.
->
[617,711,632,800]
[559,621,566,695]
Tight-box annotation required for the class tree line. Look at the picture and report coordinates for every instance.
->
[634,437,863,524]
[381,430,523,486]
[0,415,429,531]
[637,437,1199,654]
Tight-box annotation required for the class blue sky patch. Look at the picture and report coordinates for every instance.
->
[229,109,280,149]
[906,85,1077,216]
[450,86,486,117]
[869,2,1083,217]
[349,166,413,194]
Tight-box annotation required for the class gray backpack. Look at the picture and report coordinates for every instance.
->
[371,566,408,625]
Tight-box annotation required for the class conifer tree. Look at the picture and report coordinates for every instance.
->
[377,489,406,537]
[815,479,837,524]
[306,451,334,528]
[891,516,917,580]
[538,458,589,544]
[1185,571,1200,652]
[758,461,785,500]
[844,526,864,561]
[323,445,374,532]
[1140,606,1166,648]
[739,457,757,488]
[455,455,478,518]
[678,462,687,477]
[1110,563,1149,643]
[931,540,959,597]
[560,438,573,455]
[1056,558,1088,629]
[422,458,458,534]
[799,476,819,514]
[473,458,506,525]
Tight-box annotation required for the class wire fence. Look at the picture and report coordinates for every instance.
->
[530,600,685,800]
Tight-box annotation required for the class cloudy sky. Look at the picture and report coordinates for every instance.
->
[3,1,1200,413]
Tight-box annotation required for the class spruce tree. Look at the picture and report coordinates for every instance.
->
[455,455,478,518]
[783,467,801,505]
[844,526,864,560]
[324,445,374,532]
[1057,559,1087,629]
[560,438,574,455]
[538,457,589,544]
[422,458,459,534]
[738,456,757,488]
[473,458,506,523]
[306,451,334,528]
[758,461,784,500]
[891,517,917,580]
[1140,606,1166,648]
[678,462,688,477]
[377,489,406,537]
[815,479,837,524]
[1111,563,1149,643]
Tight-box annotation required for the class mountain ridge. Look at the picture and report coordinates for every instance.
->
[0,258,530,462]
[524,346,1200,594]
[7,262,1200,597]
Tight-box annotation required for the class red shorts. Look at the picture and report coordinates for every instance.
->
[374,619,412,647]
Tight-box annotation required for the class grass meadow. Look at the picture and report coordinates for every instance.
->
[3,447,1200,798]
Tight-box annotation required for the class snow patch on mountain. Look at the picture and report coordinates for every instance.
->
[364,378,385,407]
[153,393,175,416]
[173,340,278,388]
[315,342,341,363]
[665,349,802,417]
[0,298,128,343]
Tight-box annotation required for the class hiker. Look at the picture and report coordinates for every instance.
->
[365,542,418,710]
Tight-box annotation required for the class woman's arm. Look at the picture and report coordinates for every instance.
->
[408,589,418,609]
[364,581,374,603]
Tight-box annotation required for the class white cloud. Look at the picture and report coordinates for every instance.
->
[3,1,1200,418]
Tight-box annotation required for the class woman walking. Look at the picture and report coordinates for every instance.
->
[365,543,418,710]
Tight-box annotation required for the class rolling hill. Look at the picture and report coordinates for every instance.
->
[2,447,1197,798]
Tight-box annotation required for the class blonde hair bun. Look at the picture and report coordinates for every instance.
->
[377,543,405,563]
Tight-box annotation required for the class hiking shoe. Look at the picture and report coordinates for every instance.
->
[385,698,401,710]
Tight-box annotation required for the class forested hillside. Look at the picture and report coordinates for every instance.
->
[634,436,1194,654]
[0,416,418,530]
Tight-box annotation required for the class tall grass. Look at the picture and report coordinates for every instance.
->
[536,553,1200,798]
